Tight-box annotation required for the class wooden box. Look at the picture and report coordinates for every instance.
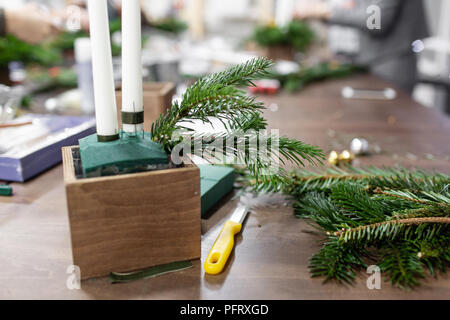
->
[263,45,295,61]
[245,41,295,61]
[62,146,201,280]
[115,82,175,132]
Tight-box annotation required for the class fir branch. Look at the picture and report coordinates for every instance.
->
[292,166,450,196]
[373,188,431,205]
[309,240,368,284]
[241,166,438,195]
[330,183,389,222]
[373,188,450,209]
[186,131,324,185]
[414,236,450,276]
[366,170,450,194]
[251,21,314,51]
[152,57,324,182]
[236,166,450,288]
[204,57,274,87]
[278,138,324,167]
[151,57,274,147]
[272,62,365,92]
[379,243,425,289]
[334,217,450,240]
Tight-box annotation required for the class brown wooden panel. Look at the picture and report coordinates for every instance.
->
[63,147,201,279]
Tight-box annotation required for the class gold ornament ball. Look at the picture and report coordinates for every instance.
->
[328,150,339,166]
[338,150,355,165]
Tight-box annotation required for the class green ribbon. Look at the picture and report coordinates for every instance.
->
[121,111,144,125]
[97,133,120,142]
[109,260,193,284]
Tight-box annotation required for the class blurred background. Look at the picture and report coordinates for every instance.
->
[0,0,449,182]
[0,0,448,116]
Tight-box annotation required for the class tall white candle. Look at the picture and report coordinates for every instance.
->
[189,0,205,40]
[275,0,294,26]
[258,0,274,25]
[121,0,144,134]
[87,0,119,140]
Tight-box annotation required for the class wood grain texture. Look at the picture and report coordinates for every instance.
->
[115,82,175,132]
[1,75,449,299]
[63,147,201,279]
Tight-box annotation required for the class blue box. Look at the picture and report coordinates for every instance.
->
[0,114,95,182]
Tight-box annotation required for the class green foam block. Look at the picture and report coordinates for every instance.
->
[199,165,235,217]
[79,132,169,177]
[0,185,12,196]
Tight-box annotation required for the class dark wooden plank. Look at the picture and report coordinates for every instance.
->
[0,74,449,299]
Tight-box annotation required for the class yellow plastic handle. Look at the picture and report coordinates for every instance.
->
[204,220,242,275]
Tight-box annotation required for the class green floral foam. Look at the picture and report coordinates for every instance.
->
[79,132,169,177]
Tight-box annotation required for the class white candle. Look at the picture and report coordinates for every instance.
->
[258,0,274,25]
[87,0,119,140]
[189,0,205,40]
[275,0,294,26]
[121,0,144,134]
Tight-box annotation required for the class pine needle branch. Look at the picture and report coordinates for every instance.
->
[240,165,450,195]
[152,57,324,179]
[373,188,432,205]
[236,165,450,289]
[334,217,450,241]
[379,243,425,289]
[309,240,368,284]
[151,57,274,147]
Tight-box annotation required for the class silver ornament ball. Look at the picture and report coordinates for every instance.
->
[350,138,369,155]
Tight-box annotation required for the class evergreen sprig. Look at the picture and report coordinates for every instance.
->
[0,35,61,67]
[271,62,366,92]
[151,57,272,145]
[151,18,188,34]
[151,57,324,179]
[238,165,450,289]
[251,21,314,52]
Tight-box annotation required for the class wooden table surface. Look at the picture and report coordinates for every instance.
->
[1,74,449,299]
